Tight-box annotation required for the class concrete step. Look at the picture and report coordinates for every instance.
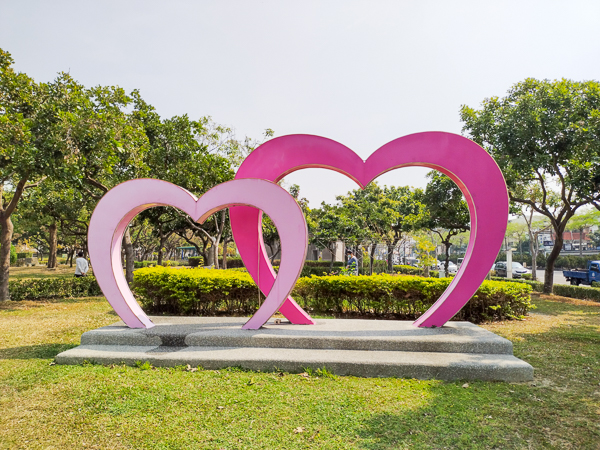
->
[79,317,515,355]
[56,317,533,381]
[55,344,533,382]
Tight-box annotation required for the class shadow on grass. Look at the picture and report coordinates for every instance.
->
[0,343,77,360]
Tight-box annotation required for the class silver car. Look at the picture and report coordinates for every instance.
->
[495,262,529,278]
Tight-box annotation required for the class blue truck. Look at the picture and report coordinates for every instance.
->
[563,261,600,286]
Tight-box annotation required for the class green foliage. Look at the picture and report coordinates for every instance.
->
[9,245,16,265]
[187,256,204,268]
[461,78,600,293]
[414,236,437,274]
[218,257,244,268]
[133,260,183,269]
[132,267,262,315]
[491,276,600,301]
[16,252,33,259]
[393,265,422,275]
[304,261,344,268]
[8,276,101,301]
[133,267,533,323]
[294,274,533,322]
[553,284,600,301]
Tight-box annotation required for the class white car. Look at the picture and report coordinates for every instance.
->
[437,261,458,273]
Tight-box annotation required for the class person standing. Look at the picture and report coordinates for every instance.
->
[346,249,358,275]
[74,252,89,277]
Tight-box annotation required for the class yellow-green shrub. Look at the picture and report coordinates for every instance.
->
[132,267,263,315]
[133,268,533,322]
[293,274,533,322]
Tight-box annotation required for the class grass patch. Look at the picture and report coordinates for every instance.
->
[0,294,599,449]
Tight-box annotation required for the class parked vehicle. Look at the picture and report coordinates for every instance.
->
[563,261,600,286]
[437,260,458,274]
[495,261,529,278]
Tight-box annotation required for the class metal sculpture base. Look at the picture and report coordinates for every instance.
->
[55,317,533,382]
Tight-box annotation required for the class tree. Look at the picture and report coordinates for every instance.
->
[336,183,396,275]
[567,210,600,256]
[520,209,550,281]
[461,78,600,293]
[1,48,150,294]
[132,95,235,269]
[309,202,361,272]
[382,186,426,272]
[414,235,437,277]
[422,172,470,277]
[505,221,528,260]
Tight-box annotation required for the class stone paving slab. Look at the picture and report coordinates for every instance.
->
[79,317,514,354]
[56,317,534,381]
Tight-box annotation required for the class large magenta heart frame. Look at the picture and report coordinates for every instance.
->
[230,132,509,328]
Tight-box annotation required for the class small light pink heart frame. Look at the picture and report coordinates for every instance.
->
[230,132,509,328]
[88,178,308,329]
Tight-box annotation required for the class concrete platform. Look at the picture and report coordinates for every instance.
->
[55,317,533,381]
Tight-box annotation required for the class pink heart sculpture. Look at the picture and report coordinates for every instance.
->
[88,178,308,329]
[230,132,509,328]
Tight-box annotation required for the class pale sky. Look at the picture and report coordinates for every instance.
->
[2,0,599,206]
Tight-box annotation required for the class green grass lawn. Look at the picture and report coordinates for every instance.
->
[1,294,599,449]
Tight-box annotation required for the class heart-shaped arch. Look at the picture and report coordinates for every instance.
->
[88,178,308,329]
[230,132,509,327]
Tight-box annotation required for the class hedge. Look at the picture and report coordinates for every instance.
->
[293,274,532,322]
[394,265,422,276]
[9,276,102,301]
[132,267,262,315]
[132,268,533,323]
[490,276,600,302]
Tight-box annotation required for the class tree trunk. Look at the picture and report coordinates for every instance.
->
[369,243,376,275]
[205,245,214,267]
[0,216,14,301]
[579,227,583,256]
[222,237,231,269]
[68,249,75,268]
[387,242,395,273]
[329,242,336,273]
[544,231,564,294]
[47,223,58,269]
[212,241,219,269]
[157,227,165,266]
[123,228,134,283]
[356,245,363,274]
[444,240,452,277]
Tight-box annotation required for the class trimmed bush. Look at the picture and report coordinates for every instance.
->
[187,256,204,268]
[16,252,33,259]
[304,261,344,268]
[294,274,533,322]
[132,267,262,315]
[551,284,600,302]
[9,276,102,301]
[133,260,184,269]
[218,257,245,268]
[490,276,600,302]
[132,268,533,323]
[394,265,422,276]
